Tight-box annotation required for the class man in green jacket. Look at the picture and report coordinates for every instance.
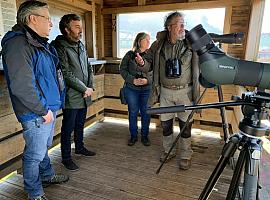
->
[52,14,95,171]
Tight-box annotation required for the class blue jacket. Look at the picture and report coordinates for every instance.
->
[1,24,65,123]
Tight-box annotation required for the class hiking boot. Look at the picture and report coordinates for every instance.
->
[179,159,191,170]
[29,195,48,200]
[42,174,69,188]
[128,137,138,146]
[141,136,150,146]
[159,152,176,163]
[75,147,96,157]
[62,159,79,171]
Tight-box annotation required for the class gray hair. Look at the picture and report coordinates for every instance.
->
[164,11,184,30]
[17,1,48,25]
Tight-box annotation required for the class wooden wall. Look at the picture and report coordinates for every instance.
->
[0,0,104,179]
[227,4,251,58]
[103,14,113,57]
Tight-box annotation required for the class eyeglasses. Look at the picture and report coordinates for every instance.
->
[170,22,187,28]
[31,14,52,22]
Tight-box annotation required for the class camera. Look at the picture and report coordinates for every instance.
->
[165,58,181,78]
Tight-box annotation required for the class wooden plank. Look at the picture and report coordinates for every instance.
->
[0,114,22,140]
[86,0,103,4]
[201,85,236,94]
[245,0,265,61]
[105,112,161,125]
[53,0,92,11]
[194,110,234,123]
[104,98,127,111]
[85,10,97,58]
[0,74,14,118]
[104,74,123,86]
[102,0,249,14]
[87,98,104,117]
[96,3,105,59]
[103,14,113,57]
[112,14,118,58]
[18,0,92,13]
[103,0,138,8]
[92,74,105,100]
[222,6,232,52]
[138,0,146,6]
[0,116,63,166]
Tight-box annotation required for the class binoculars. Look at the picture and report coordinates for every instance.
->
[165,58,181,78]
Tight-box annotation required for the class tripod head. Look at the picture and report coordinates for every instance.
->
[238,91,270,137]
[147,90,270,137]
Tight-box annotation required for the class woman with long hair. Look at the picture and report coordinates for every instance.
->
[119,32,152,146]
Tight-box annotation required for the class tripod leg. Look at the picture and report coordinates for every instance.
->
[217,86,230,142]
[156,88,207,174]
[242,138,262,200]
[226,142,248,200]
[198,134,240,200]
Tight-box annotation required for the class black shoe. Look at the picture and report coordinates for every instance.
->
[29,195,48,200]
[128,137,138,146]
[141,136,151,146]
[62,159,79,171]
[75,147,96,157]
[42,174,69,188]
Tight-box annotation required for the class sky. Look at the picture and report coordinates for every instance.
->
[261,0,270,33]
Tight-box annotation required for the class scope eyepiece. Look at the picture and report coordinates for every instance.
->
[186,24,214,55]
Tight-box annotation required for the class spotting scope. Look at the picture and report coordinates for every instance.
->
[186,24,270,89]
[209,32,244,44]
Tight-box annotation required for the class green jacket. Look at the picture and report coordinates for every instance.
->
[144,31,200,106]
[119,50,152,90]
[51,35,94,109]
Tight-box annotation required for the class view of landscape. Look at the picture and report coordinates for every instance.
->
[118,8,226,57]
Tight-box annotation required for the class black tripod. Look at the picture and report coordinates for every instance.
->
[147,91,270,200]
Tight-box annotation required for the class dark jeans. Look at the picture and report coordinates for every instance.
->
[61,108,87,161]
[125,86,150,138]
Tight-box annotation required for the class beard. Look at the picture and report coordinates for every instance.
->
[177,31,185,40]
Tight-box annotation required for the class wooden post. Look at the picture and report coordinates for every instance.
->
[84,1,97,58]
[97,3,104,59]
[245,0,265,61]
[112,14,118,58]
[222,6,232,53]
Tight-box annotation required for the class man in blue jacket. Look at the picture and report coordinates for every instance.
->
[1,1,68,200]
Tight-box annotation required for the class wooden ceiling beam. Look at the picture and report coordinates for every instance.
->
[138,0,146,6]
[85,0,103,5]
[53,0,92,11]
[102,0,248,14]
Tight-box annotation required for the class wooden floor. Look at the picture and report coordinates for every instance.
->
[1,118,270,200]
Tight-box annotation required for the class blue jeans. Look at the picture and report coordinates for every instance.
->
[61,108,87,161]
[21,112,56,199]
[125,86,150,138]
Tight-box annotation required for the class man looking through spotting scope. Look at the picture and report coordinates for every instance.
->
[136,11,200,170]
